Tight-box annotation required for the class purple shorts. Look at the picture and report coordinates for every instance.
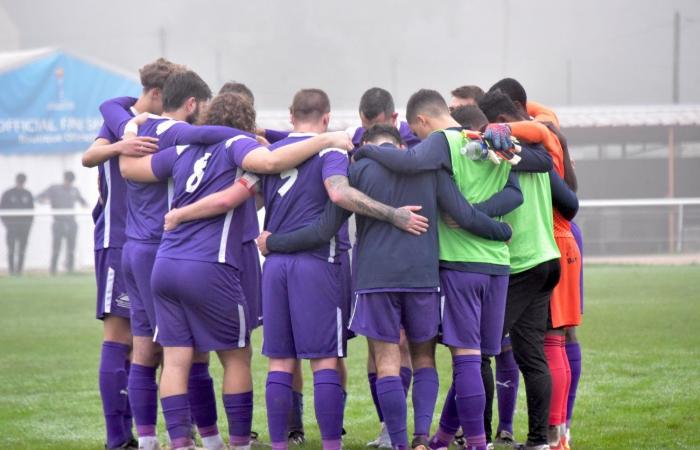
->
[439,269,509,356]
[261,253,346,359]
[151,257,249,352]
[95,248,130,320]
[350,290,440,344]
[122,241,158,337]
[570,221,584,314]
[240,240,262,329]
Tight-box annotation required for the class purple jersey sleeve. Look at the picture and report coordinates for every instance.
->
[96,123,116,142]
[100,97,138,137]
[225,136,262,167]
[151,146,179,181]
[320,149,349,180]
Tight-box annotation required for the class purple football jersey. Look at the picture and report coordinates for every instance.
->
[151,136,260,268]
[99,97,255,243]
[347,120,421,149]
[93,120,130,250]
[262,133,350,262]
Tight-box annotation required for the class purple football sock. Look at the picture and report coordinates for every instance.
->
[566,342,582,427]
[495,349,519,434]
[128,363,158,438]
[376,376,408,447]
[287,390,304,433]
[412,367,439,438]
[188,362,219,437]
[99,341,130,448]
[438,382,460,434]
[313,369,344,449]
[123,359,134,440]
[224,391,253,447]
[400,366,412,396]
[453,355,487,450]
[266,371,293,448]
[161,394,193,449]
[368,372,384,422]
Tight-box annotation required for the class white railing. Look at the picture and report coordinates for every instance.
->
[578,198,700,255]
[0,198,698,273]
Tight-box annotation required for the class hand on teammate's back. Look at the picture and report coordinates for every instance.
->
[441,211,461,229]
[117,136,159,157]
[163,208,182,231]
[484,123,513,150]
[323,131,354,151]
[392,205,429,235]
[257,230,271,255]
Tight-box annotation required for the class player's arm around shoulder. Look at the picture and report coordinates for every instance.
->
[323,174,428,236]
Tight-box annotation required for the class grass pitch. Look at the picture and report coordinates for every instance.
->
[0,265,699,449]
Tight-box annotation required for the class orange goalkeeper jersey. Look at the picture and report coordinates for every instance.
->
[509,116,572,238]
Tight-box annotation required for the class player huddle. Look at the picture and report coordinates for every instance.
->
[84,58,583,450]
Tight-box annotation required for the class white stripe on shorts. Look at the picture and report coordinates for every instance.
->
[218,210,234,263]
[336,307,343,357]
[103,267,115,314]
[440,295,445,322]
[348,293,359,330]
[238,304,247,348]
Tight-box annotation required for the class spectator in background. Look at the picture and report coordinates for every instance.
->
[37,171,88,274]
[1,173,34,275]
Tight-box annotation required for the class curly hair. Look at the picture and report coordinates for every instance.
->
[203,92,257,133]
[139,57,185,91]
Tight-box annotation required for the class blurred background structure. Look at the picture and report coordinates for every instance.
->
[0,0,699,272]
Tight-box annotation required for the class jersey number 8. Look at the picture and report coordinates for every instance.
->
[186,152,212,193]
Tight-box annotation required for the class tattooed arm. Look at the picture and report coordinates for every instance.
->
[323,174,429,236]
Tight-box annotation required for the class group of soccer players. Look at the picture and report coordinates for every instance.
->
[83,58,584,450]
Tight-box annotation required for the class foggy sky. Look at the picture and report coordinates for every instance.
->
[1,0,699,110]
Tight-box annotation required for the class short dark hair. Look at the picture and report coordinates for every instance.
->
[478,89,521,122]
[139,58,184,91]
[162,70,212,112]
[16,173,26,184]
[451,85,485,103]
[451,105,488,130]
[489,78,527,106]
[290,88,330,122]
[406,89,449,123]
[64,171,75,183]
[204,92,256,134]
[360,124,403,146]
[219,81,255,105]
[359,87,395,121]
